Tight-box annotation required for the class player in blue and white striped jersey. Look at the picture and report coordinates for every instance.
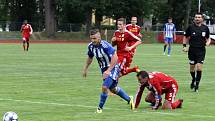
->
[163,17,176,56]
[82,29,134,113]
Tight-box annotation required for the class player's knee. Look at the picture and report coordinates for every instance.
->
[102,86,108,93]
[110,87,117,94]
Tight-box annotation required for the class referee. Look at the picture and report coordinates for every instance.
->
[183,12,211,92]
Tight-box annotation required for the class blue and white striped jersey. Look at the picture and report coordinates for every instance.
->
[87,40,120,80]
[164,23,176,38]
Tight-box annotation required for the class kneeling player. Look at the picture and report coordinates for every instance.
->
[135,71,183,110]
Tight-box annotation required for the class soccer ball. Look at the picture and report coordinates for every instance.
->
[2,112,18,121]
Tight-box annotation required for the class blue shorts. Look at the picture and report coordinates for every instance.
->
[101,64,120,81]
[103,77,118,90]
[165,37,173,43]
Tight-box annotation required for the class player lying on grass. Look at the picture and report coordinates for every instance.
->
[82,29,134,113]
[135,71,183,110]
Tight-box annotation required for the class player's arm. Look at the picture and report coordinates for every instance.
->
[111,36,117,46]
[206,27,211,46]
[151,82,162,110]
[103,51,118,79]
[173,25,176,41]
[134,84,145,108]
[29,25,33,35]
[82,57,93,77]
[182,27,191,52]
[163,24,166,40]
[125,31,142,51]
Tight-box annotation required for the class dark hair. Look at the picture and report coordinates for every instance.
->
[195,12,204,18]
[117,18,126,24]
[136,71,149,79]
[90,29,99,35]
[168,17,172,20]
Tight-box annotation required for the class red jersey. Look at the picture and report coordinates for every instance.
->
[21,24,32,38]
[148,72,178,96]
[114,30,138,54]
[126,24,142,53]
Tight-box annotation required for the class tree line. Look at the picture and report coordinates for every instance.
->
[0,0,214,37]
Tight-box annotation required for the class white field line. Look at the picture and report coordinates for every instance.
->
[0,98,214,118]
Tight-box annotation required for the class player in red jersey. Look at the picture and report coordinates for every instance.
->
[112,18,142,77]
[125,17,143,74]
[20,20,33,51]
[135,71,183,110]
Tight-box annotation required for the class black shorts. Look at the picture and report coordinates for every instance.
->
[188,47,206,65]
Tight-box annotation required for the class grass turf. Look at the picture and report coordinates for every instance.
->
[0,43,214,121]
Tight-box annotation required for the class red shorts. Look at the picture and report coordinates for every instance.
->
[117,53,131,73]
[165,83,178,103]
[22,36,30,42]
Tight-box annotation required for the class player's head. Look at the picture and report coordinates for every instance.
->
[131,16,137,25]
[24,20,28,24]
[194,12,204,24]
[117,18,126,31]
[168,17,172,23]
[136,71,149,85]
[90,29,101,45]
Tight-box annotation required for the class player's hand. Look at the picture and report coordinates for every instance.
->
[206,41,210,46]
[125,46,131,51]
[82,69,87,77]
[182,47,188,52]
[103,70,110,79]
[111,37,116,42]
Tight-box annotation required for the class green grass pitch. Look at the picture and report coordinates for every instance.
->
[0,43,215,121]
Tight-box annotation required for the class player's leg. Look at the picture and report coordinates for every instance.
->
[110,84,134,110]
[97,77,113,113]
[188,47,196,90]
[145,91,156,106]
[163,84,182,109]
[195,47,205,92]
[26,38,30,51]
[22,37,26,51]
[167,38,173,56]
[123,55,140,75]
[163,38,168,55]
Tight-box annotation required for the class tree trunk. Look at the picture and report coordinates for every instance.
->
[85,8,92,35]
[44,0,56,38]
[184,0,192,30]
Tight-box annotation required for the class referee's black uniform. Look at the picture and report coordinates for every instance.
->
[184,24,210,91]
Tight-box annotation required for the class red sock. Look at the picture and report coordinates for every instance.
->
[171,100,181,109]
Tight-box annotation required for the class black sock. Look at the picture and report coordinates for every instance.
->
[196,71,202,87]
[163,45,167,52]
[190,72,195,83]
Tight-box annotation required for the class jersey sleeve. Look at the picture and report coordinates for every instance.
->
[185,26,191,37]
[103,41,115,57]
[87,44,94,58]
[173,24,176,32]
[206,26,210,39]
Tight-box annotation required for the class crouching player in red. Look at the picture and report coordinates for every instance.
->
[135,71,183,110]
[20,20,33,51]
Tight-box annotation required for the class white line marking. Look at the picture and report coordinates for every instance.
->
[0,98,214,118]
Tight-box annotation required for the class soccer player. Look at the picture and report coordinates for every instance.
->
[82,29,134,113]
[112,18,142,76]
[183,13,211,92]
[135,71,183,110]
[126,16,143,71]
[163,17,176,56]
[20,20,33,51]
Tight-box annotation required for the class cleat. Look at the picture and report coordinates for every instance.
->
[163,52,165,55]
[190,81,195,90]
[194,86,199,92]
[134,65,140,73]
[95,107,102,113]
[129,96,134,110]
[167,54,170,56]
[177,99,183,108]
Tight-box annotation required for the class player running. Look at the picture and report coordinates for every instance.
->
[83,29,134,113]
[20,20,33,51]
[135,71,183,110]
[112,18,142,77]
